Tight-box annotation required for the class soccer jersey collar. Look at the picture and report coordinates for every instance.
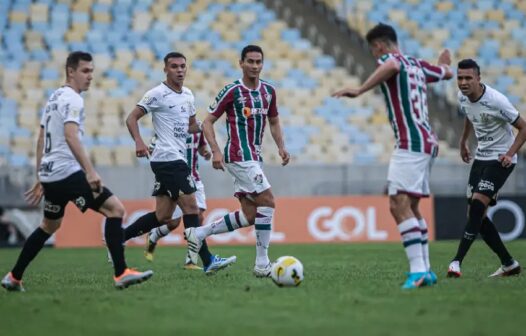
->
[239,78,261,91]
[162,81,183,94]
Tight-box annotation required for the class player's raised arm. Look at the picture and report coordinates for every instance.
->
[268,116,289,166]
[64,122,101,192]
[332,59,400,98]
[202,114,224,170]
[125,106,149,158]
[459,117,474,164]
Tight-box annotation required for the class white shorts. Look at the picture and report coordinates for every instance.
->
[225,161,271,198]
[172,180,206,219]
[387,149,434,197]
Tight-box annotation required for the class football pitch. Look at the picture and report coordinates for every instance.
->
[1,241,524,336]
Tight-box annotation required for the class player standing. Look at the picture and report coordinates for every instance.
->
[185,45,290,277]
[2,51,152,291]
[332,23,453,289]
[145,131,211,270]
[447,59,525,277]
[123,52,235,274]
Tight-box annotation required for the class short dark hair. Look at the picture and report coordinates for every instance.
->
[366,23,398,44]
[164,52,186,65]
[65,51,92,76]
[458,59,480,75]
[241,45,264,61]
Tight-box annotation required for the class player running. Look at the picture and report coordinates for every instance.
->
[2,51,152,291]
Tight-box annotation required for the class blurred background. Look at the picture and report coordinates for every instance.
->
[1,0,526,246]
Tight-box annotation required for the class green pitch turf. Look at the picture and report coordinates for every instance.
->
[1,241,524,336]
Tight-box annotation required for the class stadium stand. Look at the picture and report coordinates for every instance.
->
[1,0,472,168]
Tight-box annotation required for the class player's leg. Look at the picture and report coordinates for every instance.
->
[96,193,153,288]
[2,216,61,292]
[410,198,436,284]
[145,209,182,262]
[124,195,174,240]
[251,189,275,277]
[480,216,520,276]
[387,150,428,289]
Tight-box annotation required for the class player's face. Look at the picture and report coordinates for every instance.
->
[240,52,263,80]
[368,40,387,59]
[457,68,480,96]
[69,60,94,92]
[164,57,187,85]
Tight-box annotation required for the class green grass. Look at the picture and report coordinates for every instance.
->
[1,241,525,336]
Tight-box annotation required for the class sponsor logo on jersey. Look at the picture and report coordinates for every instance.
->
[478,179,495,192]
[477,135,494,142]
[264,93,272,104]
[243,107,268,117]
[499,110,514,122]
[142,96,157,106]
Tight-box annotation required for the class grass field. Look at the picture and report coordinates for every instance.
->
[1,241,525,336]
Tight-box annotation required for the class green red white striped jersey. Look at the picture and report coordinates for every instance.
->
[186,132,206,182]
[378,53,447,155]
[208,79,278,163]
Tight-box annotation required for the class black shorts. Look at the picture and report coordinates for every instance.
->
[41,170,113,220]
[467,159,515,206]
[150,160,196,200]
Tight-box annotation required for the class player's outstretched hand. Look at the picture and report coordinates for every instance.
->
[212,152,225,171]
[279,148,290,166]
[498,154,513,168]
[135,140,150,158]
[438,49,451,66]
[460,144,472,163]
[86,170,103,192]
[24,181,43,206]
[331,87,361,99]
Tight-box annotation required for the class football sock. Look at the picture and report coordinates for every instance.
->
[105,217,127,277]
[195,210,249,241]
[397,217,426,273]
[124,211,161,241]
[255,207,273,267]
[183,214,212,267]
[453,199,485,264]
[418,218,431,271]
[480,217,514,267]
[149,224,172,244]
[11,227,51,280]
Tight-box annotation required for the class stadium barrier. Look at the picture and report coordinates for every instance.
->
[435,196,526,241]
[55,196,435,247]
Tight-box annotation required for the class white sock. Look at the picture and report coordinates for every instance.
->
[398,218,426,273]
[255,206,274,267]
[418,218,430,271]
[195,210,249,241]
[150,225,171,244]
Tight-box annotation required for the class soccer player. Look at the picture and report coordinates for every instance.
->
[185,45,290,277]
[1,51,153,291]
[123,52,235,274]
[332,23,453,289]
[144,131,211,270]
[447,59,525,278]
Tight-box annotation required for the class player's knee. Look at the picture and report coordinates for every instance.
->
[109,203,126,218]
[167,219,181,230]
[258,191,275,208]
[41,219,61,234]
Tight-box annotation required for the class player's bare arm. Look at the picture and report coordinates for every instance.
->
[126,106,149,158]
[459,117,474,164]
[64,122,101,192]
[188,115,201,134]
[202,114,224,170]
[437,49,454,79]
[24,126,45,206]
[269,116,290,166]
[331,59,400,98]
[198,144,211,161]
[500,116,526,168]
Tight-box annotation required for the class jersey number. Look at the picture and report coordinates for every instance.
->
[44,115,52,153]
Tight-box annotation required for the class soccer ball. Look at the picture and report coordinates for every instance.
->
[270,256,304,287]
